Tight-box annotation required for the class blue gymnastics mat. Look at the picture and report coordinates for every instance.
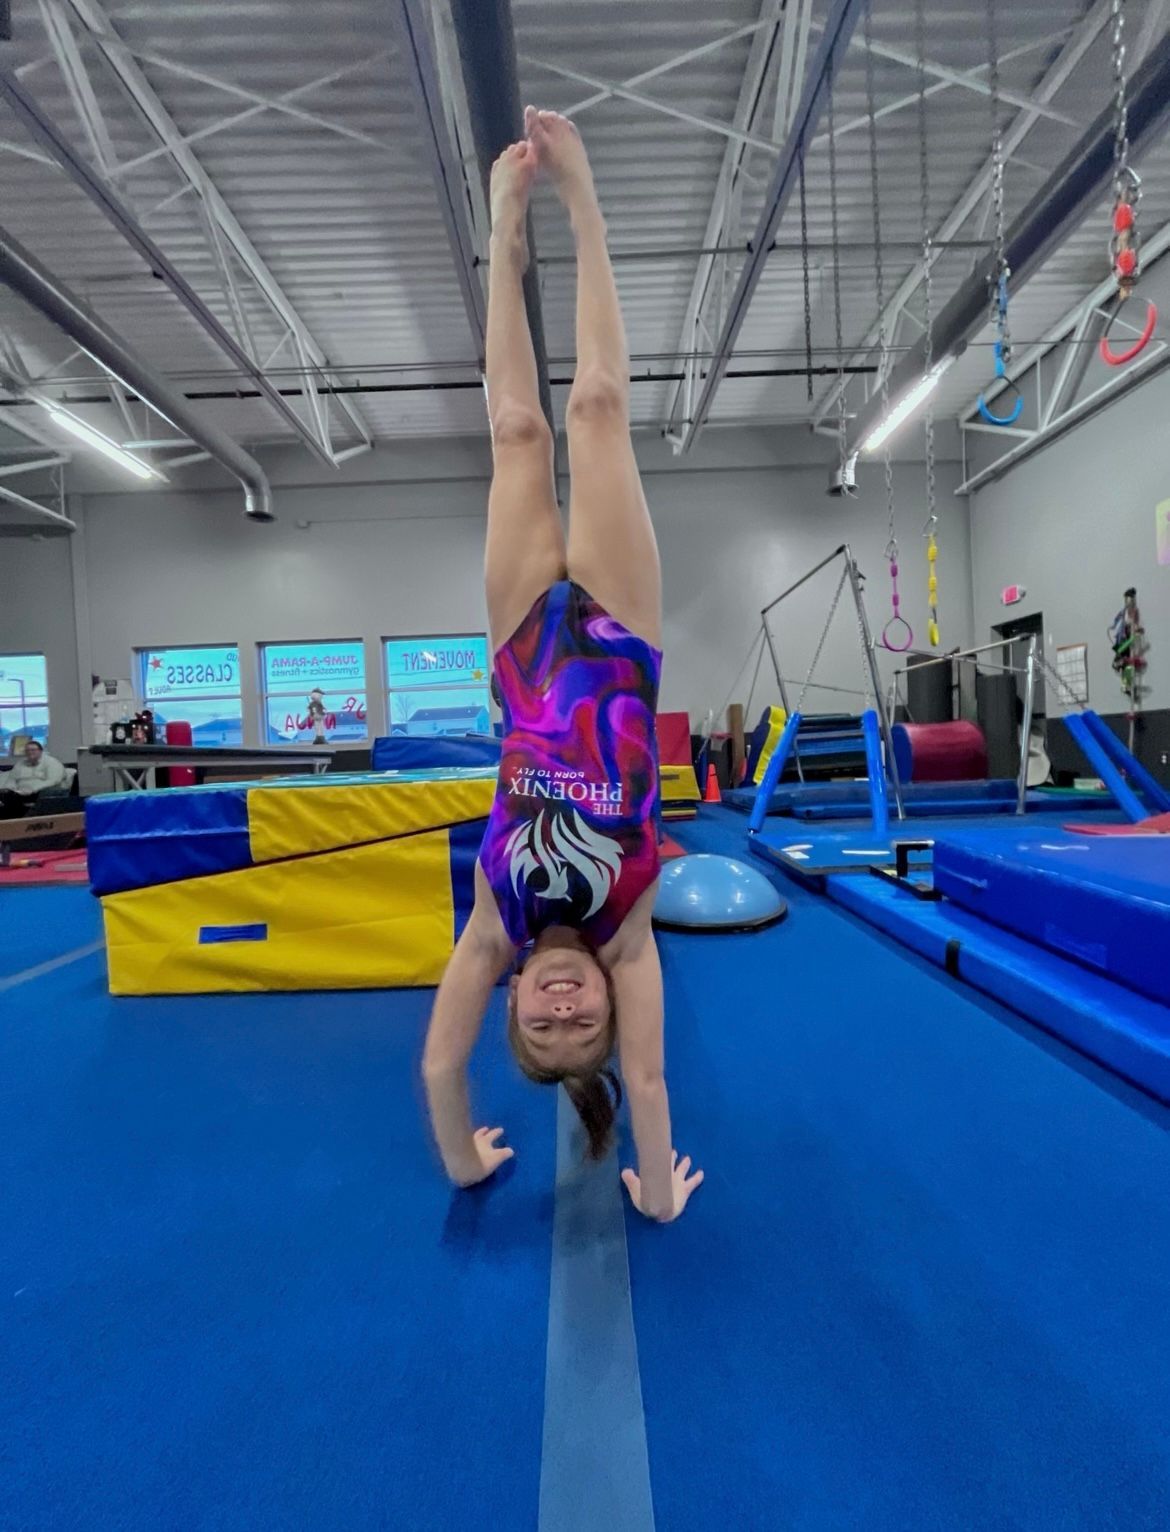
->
[748,812,1126,882]
[726,778,1116,820]
[828,871,1170,1107]
[934,829,1170,1008]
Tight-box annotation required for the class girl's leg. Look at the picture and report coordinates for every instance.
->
[526,108,661,648]
[483,139,567,651]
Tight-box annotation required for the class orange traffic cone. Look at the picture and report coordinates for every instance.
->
[704,763,721,804]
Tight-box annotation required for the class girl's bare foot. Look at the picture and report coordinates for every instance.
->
[490,139,537,265]
[524,106,600,223]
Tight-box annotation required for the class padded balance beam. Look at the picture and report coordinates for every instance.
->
[0,811,85,867]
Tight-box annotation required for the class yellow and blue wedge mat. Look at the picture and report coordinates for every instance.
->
[86,769,496,995]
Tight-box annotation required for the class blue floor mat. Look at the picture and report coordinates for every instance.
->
[630,810,1170,1529]
[1,961,555,1532]
[933,829,1170,1006]
[6,819,1170,1531]
[0,886,102,979]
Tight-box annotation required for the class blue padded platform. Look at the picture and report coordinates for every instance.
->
[371,734,500,771]
[934,830,1170,1008]
[725,778,1115,819]
[748,811,1126,884]
[828,872,1170,1106]
[86,767,497,898]
[86,783,251,897]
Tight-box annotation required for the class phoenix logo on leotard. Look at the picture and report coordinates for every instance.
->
[505,808,624,919]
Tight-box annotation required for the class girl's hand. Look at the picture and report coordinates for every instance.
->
[621,1151,704,1222]
[454,1126,515,1188]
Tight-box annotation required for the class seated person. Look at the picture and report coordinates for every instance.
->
[0,739,70,817]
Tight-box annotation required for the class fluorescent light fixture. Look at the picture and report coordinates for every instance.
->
[44,406,162,481]
[861,357,954,455]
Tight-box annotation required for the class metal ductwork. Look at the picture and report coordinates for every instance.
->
[0,223,274,521]
[447,0,557,441]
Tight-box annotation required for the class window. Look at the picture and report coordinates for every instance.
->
[384,634,491,737]
[138,644,243,746]
[0,653,49,751]
[260,640,368,744]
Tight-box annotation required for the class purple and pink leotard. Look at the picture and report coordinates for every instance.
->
[479,581,661,950]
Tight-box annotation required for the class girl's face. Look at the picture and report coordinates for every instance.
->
[512,937,611,1074]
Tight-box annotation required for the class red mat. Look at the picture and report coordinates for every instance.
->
[1064,812,1170,836]
[659,834,686,861]
[0,849,90,888]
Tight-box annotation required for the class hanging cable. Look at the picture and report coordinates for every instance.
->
[915,0,940,648]
[865,0,911,653]
[1100,0,1158,366]
[826,57,855,497]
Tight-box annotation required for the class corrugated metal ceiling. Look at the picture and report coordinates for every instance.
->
[0,0,1165,469]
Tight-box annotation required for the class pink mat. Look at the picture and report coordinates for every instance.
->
[1064,812,1170,836]
[0,848,90,887]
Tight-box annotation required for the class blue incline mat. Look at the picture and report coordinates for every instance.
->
[86,767,496,896]
[934,829,1170,1007]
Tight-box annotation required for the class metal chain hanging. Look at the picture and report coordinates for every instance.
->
[987,0,1010,367]
[798,152,815,403]
[974,0,1024,426]
[865,0,911,652]
[1099,0,1159,365]
[1111,0,1132,206]
[915,0,940,647]
[825,58,854,495]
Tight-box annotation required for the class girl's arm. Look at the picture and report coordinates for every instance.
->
[422,870,516,1186]
[605,889,703,1222]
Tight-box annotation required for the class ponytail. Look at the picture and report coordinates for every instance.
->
[563,1069,622,1161]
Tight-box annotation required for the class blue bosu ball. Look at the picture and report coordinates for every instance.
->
[653,853,788,933]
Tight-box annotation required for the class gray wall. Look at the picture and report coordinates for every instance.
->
[1,426,973,757]
[968,366,1170,713]
[0,530,82,759]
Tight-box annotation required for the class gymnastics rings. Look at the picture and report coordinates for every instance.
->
[976,338,1024,426]
[881,614,914,653]
[1099,295,1158,367]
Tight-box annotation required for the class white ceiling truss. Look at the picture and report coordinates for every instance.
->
[0,0,1166,491]
[1,0,374,472]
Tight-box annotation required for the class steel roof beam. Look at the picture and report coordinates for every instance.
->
[0,221,274,519]
[390,0,487,364]
[810,0,1112,431]
[850,28,1170,463]
[662,0,787,441]
[0,65,343,466]
[521,55,788,155]
[57,0,372,454]
[0,480,77,529]
[850,33,1078,127]
[560,23,771,118]
[677,0,866,451]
